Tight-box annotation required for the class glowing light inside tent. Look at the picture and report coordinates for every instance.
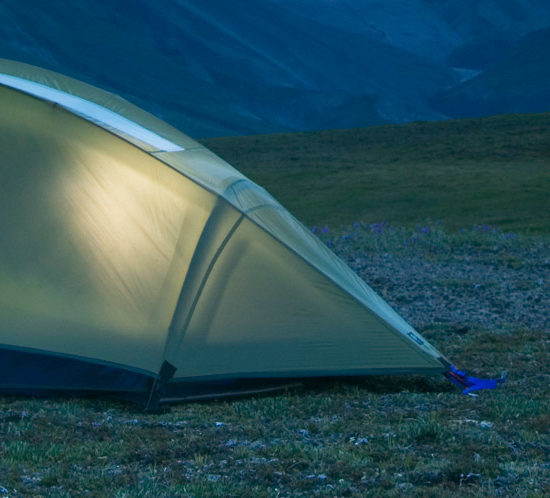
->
[0,73,183,152]
[60,147,190,331]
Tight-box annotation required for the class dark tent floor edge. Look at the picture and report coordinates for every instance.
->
[0,346,447,406]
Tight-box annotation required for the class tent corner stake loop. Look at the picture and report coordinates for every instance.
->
[445,364,507,395]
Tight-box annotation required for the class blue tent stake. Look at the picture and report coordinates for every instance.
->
[445,365,507,395]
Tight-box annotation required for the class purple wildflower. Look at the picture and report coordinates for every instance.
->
[370,222,386,235]
[321,226,330,234]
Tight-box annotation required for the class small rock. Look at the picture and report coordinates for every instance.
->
[250,440,266,449]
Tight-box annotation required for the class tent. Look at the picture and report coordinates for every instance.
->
[0,59,450,407]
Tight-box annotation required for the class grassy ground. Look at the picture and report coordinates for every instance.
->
[1,115,549,496]
[0,228,548,497]
[0,354,548,497]
[203,112,550,233]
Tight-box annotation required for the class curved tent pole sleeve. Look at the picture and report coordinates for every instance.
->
[159,198,244,377]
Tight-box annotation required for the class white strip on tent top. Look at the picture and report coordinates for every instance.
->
[0,73,183,152]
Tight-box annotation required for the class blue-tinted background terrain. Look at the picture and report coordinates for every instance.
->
[1,0,550,137]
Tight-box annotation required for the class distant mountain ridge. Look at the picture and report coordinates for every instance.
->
[432,27,550,118]
[1,0,549,137]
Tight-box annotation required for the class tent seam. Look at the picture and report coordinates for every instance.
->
[160,211,245,373]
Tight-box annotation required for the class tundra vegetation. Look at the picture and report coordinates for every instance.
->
[1,114,548,496]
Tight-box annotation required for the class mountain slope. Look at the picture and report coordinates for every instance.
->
[0,0,454,135]
[1,0,550,136]
[433,28,550,118]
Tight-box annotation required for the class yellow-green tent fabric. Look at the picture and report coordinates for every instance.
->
[0,59,448,405]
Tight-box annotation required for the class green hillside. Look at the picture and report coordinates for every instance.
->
[203,113,550,233]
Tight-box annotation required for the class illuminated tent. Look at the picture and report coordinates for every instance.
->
[0,59,448,407]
